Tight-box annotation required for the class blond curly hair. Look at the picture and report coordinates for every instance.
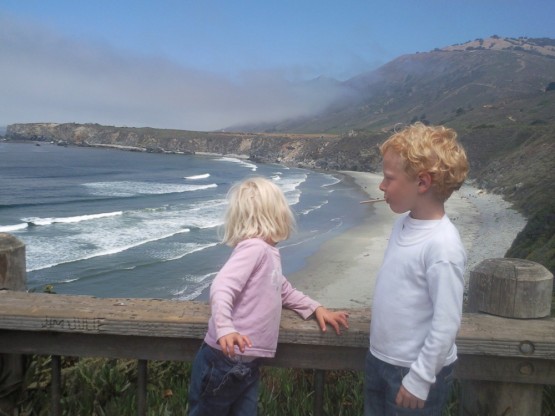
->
[380,122,469,201]
[222,177,295,247]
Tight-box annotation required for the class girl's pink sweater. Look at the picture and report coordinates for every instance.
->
[204,238,321,357]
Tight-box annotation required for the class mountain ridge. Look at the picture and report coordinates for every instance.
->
[233,36,555,134]
[441,35,555,57]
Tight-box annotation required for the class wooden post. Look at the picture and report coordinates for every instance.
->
[313,369,325,416]
[467,257,553,318]
[137,360,147,416]
[51,355,61,416]
[460,258,553,416]
[0,233,26,291]
[0,233,27,415]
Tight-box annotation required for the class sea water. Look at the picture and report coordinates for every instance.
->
[0,141,368,300]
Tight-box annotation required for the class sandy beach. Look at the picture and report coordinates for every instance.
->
[288,171,527,308]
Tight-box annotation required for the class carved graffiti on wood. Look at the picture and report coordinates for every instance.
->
[41,317,101,331]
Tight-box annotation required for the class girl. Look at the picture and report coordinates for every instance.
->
[188,176,349,416]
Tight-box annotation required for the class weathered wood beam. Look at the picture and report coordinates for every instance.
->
[1,291,554,385]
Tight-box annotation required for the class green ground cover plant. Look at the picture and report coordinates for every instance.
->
[12,356,555,416]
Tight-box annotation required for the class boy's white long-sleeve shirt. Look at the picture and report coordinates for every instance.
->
[205,238,321,357]
[370,213,466,401]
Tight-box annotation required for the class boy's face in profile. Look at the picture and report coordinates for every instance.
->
[379,150,419,214]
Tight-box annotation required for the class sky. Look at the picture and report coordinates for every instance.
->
[1,1,555,132]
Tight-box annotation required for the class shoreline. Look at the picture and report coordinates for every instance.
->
[288,171,527,308]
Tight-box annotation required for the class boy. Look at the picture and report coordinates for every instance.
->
[365,122,469,415]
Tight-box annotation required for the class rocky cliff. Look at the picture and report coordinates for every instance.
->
[5,122,384,172]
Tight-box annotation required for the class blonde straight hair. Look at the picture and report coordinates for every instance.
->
[222,177,296,247]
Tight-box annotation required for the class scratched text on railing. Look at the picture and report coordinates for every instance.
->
[41,317,102,331]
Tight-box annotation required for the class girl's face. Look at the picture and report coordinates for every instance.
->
[379,150,419,214]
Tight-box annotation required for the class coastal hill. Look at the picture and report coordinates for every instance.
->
[232,36,555,133]
[4,36,555,275]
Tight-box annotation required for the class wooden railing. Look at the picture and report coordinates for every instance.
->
[0,233,554,415]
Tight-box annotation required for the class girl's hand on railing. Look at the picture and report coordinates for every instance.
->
[314,306,349,335]
[218,332,253,357]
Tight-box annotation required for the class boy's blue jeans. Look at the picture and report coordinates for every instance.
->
[188,342,261,416]
[363,351,454,416]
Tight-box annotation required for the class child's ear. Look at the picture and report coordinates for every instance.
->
[417,172,433,193]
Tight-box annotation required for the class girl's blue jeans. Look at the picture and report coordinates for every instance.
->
[363,351,455,416]
[188,342,261,416]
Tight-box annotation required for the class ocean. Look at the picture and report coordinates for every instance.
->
[0,141,369,300]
